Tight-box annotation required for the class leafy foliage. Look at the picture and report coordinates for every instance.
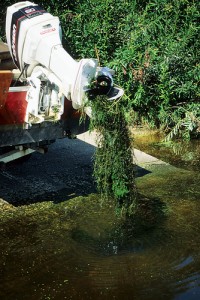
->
[163,103,200,141]
[64,0,200,138]
[110,1,199,130]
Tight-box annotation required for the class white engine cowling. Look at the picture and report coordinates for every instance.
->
[6,1,61,72]
[6,1,98,105]
[6,1,123,117]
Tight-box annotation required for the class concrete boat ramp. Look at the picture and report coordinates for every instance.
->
[77,131,169,168]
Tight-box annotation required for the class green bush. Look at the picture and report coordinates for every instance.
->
[64,0,199,138]
[109,0,199,129]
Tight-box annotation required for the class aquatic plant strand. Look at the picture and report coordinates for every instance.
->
[90,95,138,216]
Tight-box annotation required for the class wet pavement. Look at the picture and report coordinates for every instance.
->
[0,137,96,206]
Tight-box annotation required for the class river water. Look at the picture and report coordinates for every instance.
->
[0,138,200,300]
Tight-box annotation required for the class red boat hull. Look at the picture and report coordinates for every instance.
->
[0,87,28,125]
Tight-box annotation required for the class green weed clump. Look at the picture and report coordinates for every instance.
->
[89,95,138,217]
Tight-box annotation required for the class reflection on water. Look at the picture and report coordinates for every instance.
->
[134,134,200,172]
[0,150,200,299]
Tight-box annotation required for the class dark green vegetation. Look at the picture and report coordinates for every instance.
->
[1,0,199,140]
[89,95,138,216]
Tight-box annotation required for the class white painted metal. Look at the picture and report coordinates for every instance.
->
[0,148,35,163]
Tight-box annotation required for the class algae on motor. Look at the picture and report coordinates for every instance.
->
[89,95,138,217]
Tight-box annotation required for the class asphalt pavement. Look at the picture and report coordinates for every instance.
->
[0,137,96,206]
[0,131,168,206]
